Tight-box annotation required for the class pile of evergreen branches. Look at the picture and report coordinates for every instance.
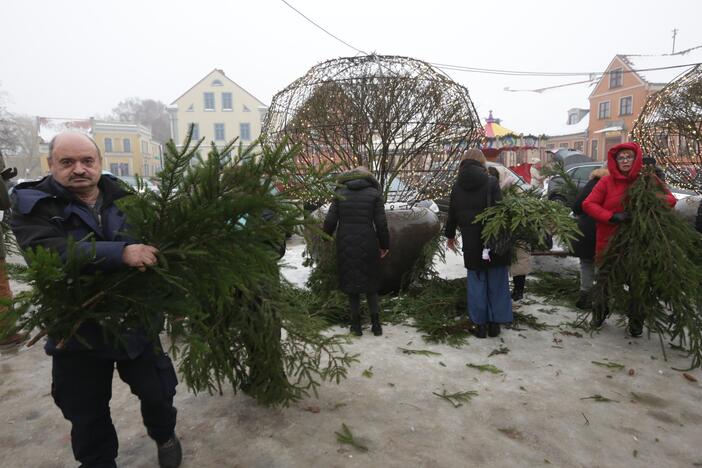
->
[593,166,702,369]
[474,185,581,253]
[10,131,357,406]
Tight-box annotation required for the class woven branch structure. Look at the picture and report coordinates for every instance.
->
[262,54,483,206]
[632,65,702,192]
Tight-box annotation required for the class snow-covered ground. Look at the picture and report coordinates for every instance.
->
[2,237,701,467]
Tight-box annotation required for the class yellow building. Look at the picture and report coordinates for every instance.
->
[37,117,162,177]
[167,69,267,153]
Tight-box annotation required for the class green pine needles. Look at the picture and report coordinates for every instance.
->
[474,186,581,253]
[594,166,702,369]
[11,129,357,406]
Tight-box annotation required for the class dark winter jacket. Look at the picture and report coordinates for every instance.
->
[10,175,152,357]
[570,169,608,260]
[583,142,676,258]
[444,160,511,270]
[323,170,390,294]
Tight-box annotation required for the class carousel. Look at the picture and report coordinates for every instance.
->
[481,110,545,183]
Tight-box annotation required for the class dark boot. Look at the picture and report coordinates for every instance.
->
[157,434,182,468]
[627,315,644,338]
[488,322,501,337]
[575,290,592,310]
[350,312,362,336]
[370,314,382,336]
[471,324,487,339]
[511,275,525,301]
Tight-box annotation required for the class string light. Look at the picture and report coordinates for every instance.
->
[631,65,702,192]
[261,55,484,204]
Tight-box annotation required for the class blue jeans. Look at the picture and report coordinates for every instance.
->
[467,266,513,325]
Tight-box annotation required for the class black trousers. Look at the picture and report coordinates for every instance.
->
[348,292,380,316]
[51,342,178,468]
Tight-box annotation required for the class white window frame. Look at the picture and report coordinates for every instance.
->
[222,92,233,111]
[609,68,623,89]
[214,123,225,141]
[598,101,611,119]
[239,122,251,141]
[619,95,633,116]
[204,92,215,111]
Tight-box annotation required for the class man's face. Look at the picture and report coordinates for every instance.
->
[615,149,635,173]
[48,134,102,193]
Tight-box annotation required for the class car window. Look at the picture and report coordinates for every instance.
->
[388,177,408,191]
[570,166,598,182]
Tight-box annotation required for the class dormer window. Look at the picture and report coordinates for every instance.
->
[567,113,579,125]
[212,79,223,87]
[609,68,623,89]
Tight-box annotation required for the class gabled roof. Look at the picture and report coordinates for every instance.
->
[543,110,589,138]
[588,47,702,98]
[620,45,702,85]
[170,68,267,107]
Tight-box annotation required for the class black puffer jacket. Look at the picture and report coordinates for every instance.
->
[445,160,510,270]
[323,171,390,294]
[571,177,599,260]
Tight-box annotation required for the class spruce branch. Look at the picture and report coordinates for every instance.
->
[432,389,479,408]
[466,363,503,374]
[335,423,369,452]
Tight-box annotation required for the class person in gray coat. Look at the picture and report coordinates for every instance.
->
[323,167,390,336]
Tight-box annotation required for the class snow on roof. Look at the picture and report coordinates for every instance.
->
[621,46,702,86]
[542,111,589,137]
[37,117,92,144]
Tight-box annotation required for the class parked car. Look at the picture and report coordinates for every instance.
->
[545,161,695,205]
[305,173,439,213]
[101,171,158,193]
[543,162,604,205]
[435,161,536,213]
[385,176,440,213]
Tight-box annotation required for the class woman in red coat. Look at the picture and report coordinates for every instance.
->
[582,142,676,335]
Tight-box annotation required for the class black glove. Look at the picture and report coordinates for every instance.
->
[609,212,630,224]
[1,167,17,181]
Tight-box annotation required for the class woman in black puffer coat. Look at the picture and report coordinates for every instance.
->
[323,167,390,336]
[445,149,512,339]
[571,167,609,310]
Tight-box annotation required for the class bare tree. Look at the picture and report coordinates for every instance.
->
[111,97,170,144]
[0,95,42,178]
[263,55,483,205]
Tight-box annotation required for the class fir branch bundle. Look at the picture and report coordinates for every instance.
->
[540,163,579,206]
[594,166,702,369]
[11,130,355,406]
[474,186,581,252]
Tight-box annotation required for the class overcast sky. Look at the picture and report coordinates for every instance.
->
[1,0,700,134]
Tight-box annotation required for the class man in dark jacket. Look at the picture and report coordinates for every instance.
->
[323,167,390,336]
[10,132,181,468]
[445,149,512,338]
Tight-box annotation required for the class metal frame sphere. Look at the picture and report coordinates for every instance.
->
[632,65,702,191]
[262,54,483,205]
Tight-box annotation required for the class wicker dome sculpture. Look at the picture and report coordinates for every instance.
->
[262,54,484,206]
[632,65,702,192]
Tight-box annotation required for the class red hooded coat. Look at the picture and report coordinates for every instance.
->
[582,142,676,259]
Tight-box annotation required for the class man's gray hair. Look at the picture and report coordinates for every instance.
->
[48,132,102,159]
